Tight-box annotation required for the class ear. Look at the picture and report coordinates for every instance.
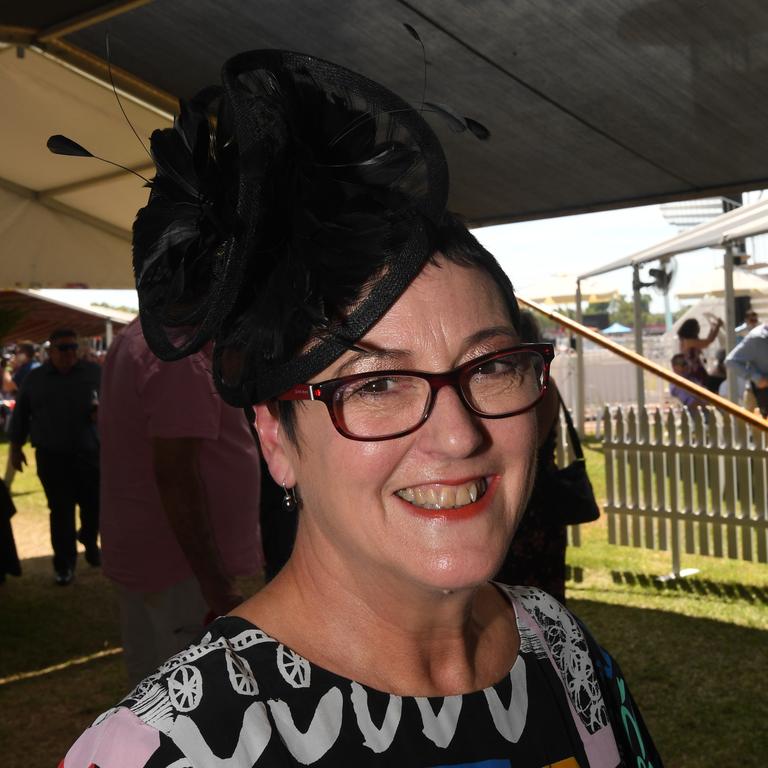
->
[255,402,296,488]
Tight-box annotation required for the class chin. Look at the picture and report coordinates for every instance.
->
[413,550,502,593]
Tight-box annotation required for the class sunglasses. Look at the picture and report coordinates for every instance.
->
[54,343,79,352]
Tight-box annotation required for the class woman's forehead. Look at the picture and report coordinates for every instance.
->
[379,260,513,328]
[327,262,517,375]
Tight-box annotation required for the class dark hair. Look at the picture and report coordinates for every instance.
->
[276,212,520,446]
[677,319,700,340]
[15,341,36,357]
[517,310,542,344]
[49,329,77,343]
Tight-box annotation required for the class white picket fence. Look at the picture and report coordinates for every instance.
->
[602,405,768,574]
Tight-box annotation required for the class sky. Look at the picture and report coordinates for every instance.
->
[37,200,751,316]
[474,203,732,314]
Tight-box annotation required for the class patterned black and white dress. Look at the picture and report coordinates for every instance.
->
[60,587,644,768]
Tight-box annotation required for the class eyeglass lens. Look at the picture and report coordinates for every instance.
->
[332,350,546,438]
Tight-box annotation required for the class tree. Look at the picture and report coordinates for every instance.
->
[608,293,652,327]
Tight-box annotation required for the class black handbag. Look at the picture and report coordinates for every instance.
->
[539,395,601,526]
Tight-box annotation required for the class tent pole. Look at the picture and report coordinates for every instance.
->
[632,265,646,412]
[723,246,739,402]
[575,280,585,435]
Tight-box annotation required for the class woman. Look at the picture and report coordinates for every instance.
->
[677,316,723,392]
[62,50,661,767]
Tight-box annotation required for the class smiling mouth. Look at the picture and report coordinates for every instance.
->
[395,478,489,511]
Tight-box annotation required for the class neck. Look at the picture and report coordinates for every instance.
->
[237,528,518,695]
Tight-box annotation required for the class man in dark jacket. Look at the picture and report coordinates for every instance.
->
[9,329,101,585]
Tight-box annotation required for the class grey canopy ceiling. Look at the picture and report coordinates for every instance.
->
[3,0,768,237]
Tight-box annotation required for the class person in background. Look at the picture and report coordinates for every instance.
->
[725,321,768,417]
[734,309,759,343]
[3,342,41,488]
[10,341,40,391]
[99,318,264,685]
[670,353,709,411]
[495,311,567,603]
[677,316,723,392]
[8,328,101,585]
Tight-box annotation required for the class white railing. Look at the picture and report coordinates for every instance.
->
[603,405,768,575]
[553,347,671,419]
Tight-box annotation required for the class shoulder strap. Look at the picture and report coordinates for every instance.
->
[557,392,585,461]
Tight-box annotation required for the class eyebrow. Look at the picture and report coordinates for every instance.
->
[333,325,519,376]
[334,348,410,376]
[463,326,519,349]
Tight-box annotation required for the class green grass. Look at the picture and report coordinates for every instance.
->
[1,439,766,766]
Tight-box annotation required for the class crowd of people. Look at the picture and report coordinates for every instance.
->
[669,308,768,417]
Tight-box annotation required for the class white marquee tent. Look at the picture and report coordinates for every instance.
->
[0,44,169,289]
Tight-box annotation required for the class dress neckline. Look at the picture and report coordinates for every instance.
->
[215,583,524,699]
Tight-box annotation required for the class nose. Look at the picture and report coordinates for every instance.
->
[417,382,485,457]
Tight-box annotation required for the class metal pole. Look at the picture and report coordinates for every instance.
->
[575,280,585,435]
[105,319,114,348]
[632,264,646,413]
[663,289,673,333]
[723,246,739,402]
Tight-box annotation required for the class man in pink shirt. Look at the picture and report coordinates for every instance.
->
[99,318,263,684]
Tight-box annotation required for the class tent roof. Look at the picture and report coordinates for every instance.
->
[579,196,768,279]
[675,266,768,300]
[6,2,768,287]
[0,289,134,344]
[514,272,619,306]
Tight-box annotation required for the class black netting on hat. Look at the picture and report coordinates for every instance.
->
[133,85,241,360]
[133,50,449,405]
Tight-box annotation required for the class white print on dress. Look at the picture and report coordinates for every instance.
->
[277,644,311,688]
[227,650,259,696]
[168,665,204,712]
[131,682,176,732]
[349,682,402,753]
[414,695,463,748]
[267,687,344,764]
[171,701,272,766]
[483,655,528,743]
[508,586,607,734]
[228,628,276,651]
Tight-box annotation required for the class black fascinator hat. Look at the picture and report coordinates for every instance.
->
[133,50,450,405]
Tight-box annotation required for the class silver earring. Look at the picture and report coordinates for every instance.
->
[281,482,298,513]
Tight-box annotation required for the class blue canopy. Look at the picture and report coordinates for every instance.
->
[602,322,632,334]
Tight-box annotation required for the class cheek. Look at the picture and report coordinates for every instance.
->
[496,414,538,487]
[293,408,401,500]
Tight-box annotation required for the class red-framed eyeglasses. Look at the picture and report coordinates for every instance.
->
[277,343,554,441]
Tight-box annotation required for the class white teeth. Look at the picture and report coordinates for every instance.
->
[454,485,471,507]
[396,478,487,510]
[397,487,415,503]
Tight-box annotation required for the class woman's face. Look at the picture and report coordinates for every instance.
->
[272,257,538,594]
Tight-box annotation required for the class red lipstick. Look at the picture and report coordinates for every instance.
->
[396,476,499,521]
